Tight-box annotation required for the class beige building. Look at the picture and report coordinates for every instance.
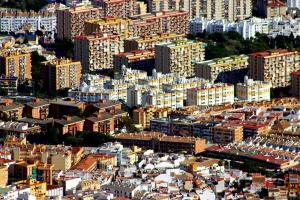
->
[187,83,234,106]
[124,33,185,52]
[155,39,206,77]
[74,33,124,72]
[0,166,8,187]
[41,58,82,92]
[248,49,299,88]
[84,17,132,37]
[194,54,249,83]
[0,49,32,82]
[291,70,300,98]
[92,0,136,18]
[213,124,243,144]
[57,5,103,40]
[236,76,271,102]
[133,106,170,128]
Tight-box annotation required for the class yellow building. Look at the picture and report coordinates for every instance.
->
[50,152,72,171]
[16,179,46,200]
[0,50,32,82]
[155,39,206,77]
[187,83,234,106]
[194,54,249,83]
[236,76,271,102]
[41,58,82,92]
[0,166,8,187]
[84,17,132,38]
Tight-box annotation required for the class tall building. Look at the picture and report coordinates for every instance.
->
[155,39,206,77]
[213,124,243,144]
[236,76,271,102]
[130,11,189,37]
[194,54,249,84]
[0,50,32,82]
[288,0,300,9]
[41,58,82,92]
[256,0,287,18]
[84,17,132,37]
[291,70,300,98]
[187,83,234,106]
[57,5,103,40]
[0,10,56,33]
[124,33,185,52]
[74,33,124,72]
[92,0,136,18]
[248,49,299,88]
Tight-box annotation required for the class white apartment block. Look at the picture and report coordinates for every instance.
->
[0,10,56,33]
[236,76,271,102]
[114,66,148,83]
[81,74,111,87]
[155,39,206,77]
[288,0,300,9]
[187,83,234,106]
[142,89,184,109]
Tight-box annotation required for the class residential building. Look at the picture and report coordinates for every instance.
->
[16,179,47,200]
[256,0,287,18]
[142,89,184,109]
[115,132,206,154]
[74,33,124,72]
[288,0,300,9]
[54,115,85,135]
[0,76,18,96]
[0,166,8,187]
[0,121,41,135]
[4,135,27,146]
[291,70,300,98]
[133,106,170,128]
[155,39,206,77]
[130,11,189,37]
[49,151,72,171]
[236,76,271,102]
[0,50,32,82]
[124,33,185,52]
[49,98,86,118]
[56,5,103,40]
[187,83,235,106]
[91,0,136,18]
[113,49,155,72]
[0,10,56,33]
[212,124,243,144]
[24,99,50,120]
[84,17,132,37]
[0,102,24,120]
[248,49,299,88]
[194,55,249,84]
[41,58,82,93]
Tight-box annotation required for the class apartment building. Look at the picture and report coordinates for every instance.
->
[24,98,50,120]
[0,10,56,33]
[115,132,206,154]
[0,102,24,120]
[50,98,86,118]
[236,76,271,102]
[130,11,189,37]
[113,49,155,72]
[194,55,249,84]
[114,67,148,82]
[256,0,287,18]
[142,89,184,109]
[155,39,206,77]
[74,33,124,72]
[133,106,170,128]
[0,50,32,82]
[92,0,136,18]
[124,33,185,52]
[134,1,147,15]
[187,83,235,106]
[212,124,243,144]
[0,166,8,187]
[248,49,299,88]
[56,5,103,40]
[291,70,300,98]
[0,76,18,96]
[54,115,85,135]
[84,17,132,37]
[41,58,82,92]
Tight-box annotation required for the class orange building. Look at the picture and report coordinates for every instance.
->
[54,116,84,135]
[49,98,86,118]
[0,50,32,82]
[24,98,50,119]
[4,135,27,146]
[212,124,243,144]
[0,102,24,120]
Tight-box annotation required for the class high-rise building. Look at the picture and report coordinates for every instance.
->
[0,50,32,82]
[124,33,185,52]
[84,17,132,37]
[41,58,82,92]
[74,33,124,72]
[57,5,103,40]
[291,70,300,98]
[155,39,206,77]
[236,76,271,102]
[92,0,136,18]
[248,49,299,88]
[187,83,234,106]
[194,54,249,84]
